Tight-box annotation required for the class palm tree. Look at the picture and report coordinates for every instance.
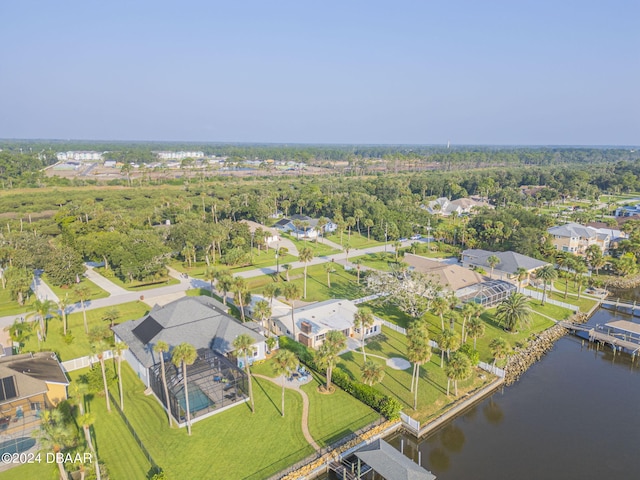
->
[37,409,78,480]
[283,283,302,341]
[74,285,92,334]
[432,296,449,331]
[29,298,56,342]
[436,329,460,367]
[515,267,528,293]
[58,294,70,336]
[252,300,272,336]
[460,302,477,343]
[489,337,511,371]
[89,332,111,413]
[317,330,347,392]
[233,276,249,321]
[217,274,234,306]
[573,260,588,290]
[263,282,281,308]
[171,343,198,435]
[70,383,101,480]
[203,267,217,294]
[5,319,33,353]
[361,360,385,386]
[393,241,402,262]
[536,264,557,306]
[299,247,314,298]
[113,341,128,410]
[272,349,298,416]
[466,316,486,349]
[344,242,351,263]
[406,321,431,410]
[364,218,374,241]
[153,341,174,427]
[353,309,374,361]
[445,351,472,397]
[324,263,335,288]
[233,334,256,413]
[101,307,120,328]
[555,252,573,298]
[487,255,500,279]
[496,293,532,332]
[282,264,291,282]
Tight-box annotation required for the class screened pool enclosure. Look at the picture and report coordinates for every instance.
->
[150,348,248,424]
[457,279,517,307]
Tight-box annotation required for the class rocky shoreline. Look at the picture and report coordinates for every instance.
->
[605,274,640,290]
[504,312,588,386]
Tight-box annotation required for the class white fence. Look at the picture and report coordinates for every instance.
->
[379,318,406,335]
[61,350,115,372]
[478,361,505,378]
[400,412,420,433]
[353,294,383,305]
[522,288,579,312]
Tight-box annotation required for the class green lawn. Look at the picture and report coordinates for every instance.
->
[22,302,150,361]
[247,263,367,302]
[337,327,493,423]
[0,287,37,317]
[356,252,397,271]
[325,231,383,249]
[169,248,299,277]
[282,234,340,257]
[41,274,110,302]
[93,268,180,291]
[528,282,598,312]
[116,362,312,480]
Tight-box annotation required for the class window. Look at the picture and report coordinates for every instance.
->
[30,402,42,412]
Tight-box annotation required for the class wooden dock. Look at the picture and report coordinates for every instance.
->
[559,321,640,355]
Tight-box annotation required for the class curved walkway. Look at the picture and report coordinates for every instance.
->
[253,374,320,451]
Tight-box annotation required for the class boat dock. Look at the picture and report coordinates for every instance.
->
[559,321,640,356]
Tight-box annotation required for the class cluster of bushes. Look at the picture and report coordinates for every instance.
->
[279,337,402,420]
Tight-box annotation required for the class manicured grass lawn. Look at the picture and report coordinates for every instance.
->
[283,234,340,257]
[356,252,397,271]
[169,248,298,276]
[41,274,110,301]
[0,287,36,317]
[247,263,367,302]
[528,283,597,312]
[251,361,380,447]
[22,301,150,361]
[93,268,180,291]
[117,362,314,480]
[325,232,383,249]
[0,460,52,480]
[337,327,493,423]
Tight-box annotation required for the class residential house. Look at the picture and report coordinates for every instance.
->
[403,253,485,295]
[547,223,611,255]
[615,202,640,217]
[423,197,490,216]
[272,299,381,348]
[274,214,337,239]
[461,249,548,284]
[0,352,69,435]
[113,296,265,425]
[240,220,281,244]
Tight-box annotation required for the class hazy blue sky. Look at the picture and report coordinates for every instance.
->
[1,0,638,145]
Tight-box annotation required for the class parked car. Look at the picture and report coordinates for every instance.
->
[410,234,422,240]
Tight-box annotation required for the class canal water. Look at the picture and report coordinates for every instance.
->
[384,306,640,479]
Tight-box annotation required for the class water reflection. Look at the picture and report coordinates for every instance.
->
[440,424,465,453]
[428,447,450,472]
[482,397,504,425]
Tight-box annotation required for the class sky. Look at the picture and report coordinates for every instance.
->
[1,0,638,146]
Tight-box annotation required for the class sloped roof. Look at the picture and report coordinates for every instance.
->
[354,439,436,480]
[239,220,279,237]
[113,296,265,368]
[403,254,485,291]
[548,223,599,239]
[462,249,548,274]
[274,299,359,336]
[0,352,69,404]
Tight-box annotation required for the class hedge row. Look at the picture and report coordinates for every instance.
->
[280,337,402,420]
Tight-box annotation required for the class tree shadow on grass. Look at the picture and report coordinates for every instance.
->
[252,377,280,415]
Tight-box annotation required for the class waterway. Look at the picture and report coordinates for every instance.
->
[384,306,640,479]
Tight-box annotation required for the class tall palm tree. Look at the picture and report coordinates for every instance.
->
[515,267,528,293]
[29,298,56,342]
[445,351,472,397]
[436,329,460,367]
[203,267,217,294]
[353,259,363,284]
[353,309,375,361]
[324,263,335,288]
[536,264,557,306]
[460,302,476,343]
[393,241,402,262]
[233,333,256,413]
[282,264,291,281]
[171,343,198,435]
[299,247,314,299]
[90,335,111,413]
[283,283,302,341]
[217,274,234,306]
[58,294,70,336]
[233,276,249,321]
[252,300,272,336]
[487,255,500,279]
[496,293,532,332]
[317,330,347,392]
[263,282,281,308]
[113,341,128,410]
[5,319,33,353]
[74,285,92,334]
[37,409,78,480]
[432,296,449,331]
[466,315,486,349]
[272,349,298,416]
[70,383,101,480]
[406,321,431,410]
[153,341,174,427]
[360,360,385,386]
[489,337,510,372]
[555,252,573,298]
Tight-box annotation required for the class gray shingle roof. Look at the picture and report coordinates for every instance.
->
[548,223,598,239]
[113,296,265,368]
[462,249,548,274]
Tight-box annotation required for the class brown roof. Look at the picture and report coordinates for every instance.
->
[404,254,485,291]
[0,352,68,404]
[239,220,279,237]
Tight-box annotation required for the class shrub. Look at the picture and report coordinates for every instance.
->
[458,344,479,365]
